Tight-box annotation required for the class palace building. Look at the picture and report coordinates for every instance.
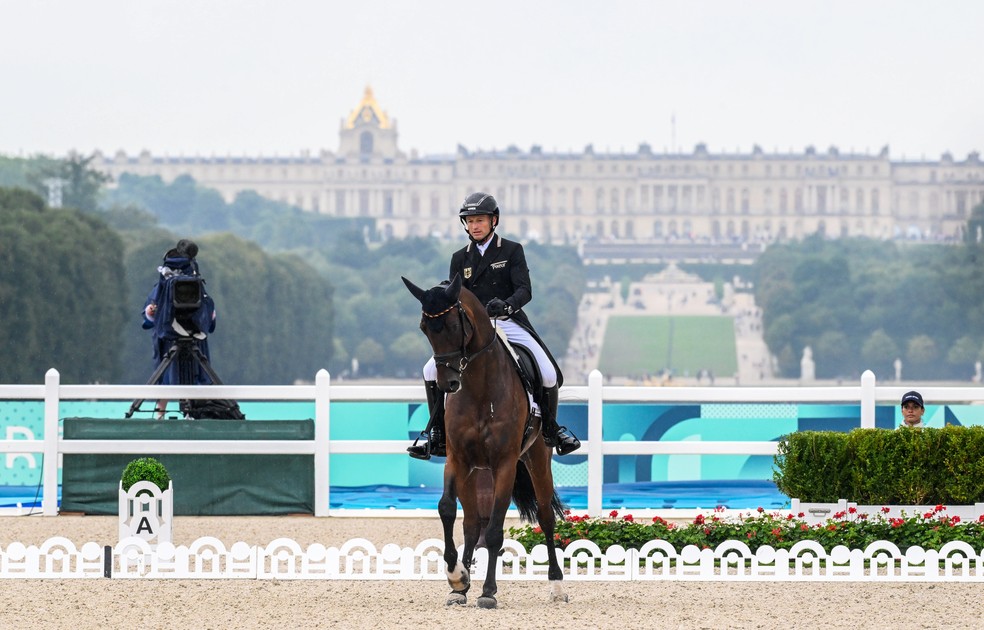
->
[95,87,984,245]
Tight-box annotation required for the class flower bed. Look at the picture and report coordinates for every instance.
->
[507,506,984,553]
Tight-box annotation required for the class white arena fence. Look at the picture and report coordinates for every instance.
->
[3,367,984,518]
[2,535,984,582]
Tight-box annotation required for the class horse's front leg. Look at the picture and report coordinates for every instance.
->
[440,464,469,606]
[476,464,517,609]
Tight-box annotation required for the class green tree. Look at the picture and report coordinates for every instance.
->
[27,152,111,212]
[905,335,939,379]
[861,329,900,379]
[946,335,980,378]
[0,187,126,383]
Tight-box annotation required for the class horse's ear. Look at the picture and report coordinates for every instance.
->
[402,276,427,302]
[446,273,462,300]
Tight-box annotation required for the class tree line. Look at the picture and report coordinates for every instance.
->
[0,154,584,384]
[755,204,984,381]
[1,184,333,385]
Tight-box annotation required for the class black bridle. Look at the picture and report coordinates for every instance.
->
[424,300,497,375]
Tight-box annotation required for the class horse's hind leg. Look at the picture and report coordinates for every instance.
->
[440,466,469,606]
[526,450,569,603]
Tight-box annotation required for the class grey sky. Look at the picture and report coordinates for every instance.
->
[2,0,980,161]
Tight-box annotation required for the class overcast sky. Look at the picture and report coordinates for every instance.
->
[2,1,980,161]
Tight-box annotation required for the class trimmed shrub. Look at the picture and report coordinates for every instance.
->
[121,457,171,492]
[774,426,984,505]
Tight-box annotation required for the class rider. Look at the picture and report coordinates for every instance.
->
[408,192,581,460]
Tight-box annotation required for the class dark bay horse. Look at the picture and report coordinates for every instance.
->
[402,275,568,609]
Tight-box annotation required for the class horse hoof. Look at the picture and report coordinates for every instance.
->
[477,596,497,609]
[446,592,467,606]
[550,582,569,602]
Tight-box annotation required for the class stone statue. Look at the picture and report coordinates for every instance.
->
[800,346,815,382]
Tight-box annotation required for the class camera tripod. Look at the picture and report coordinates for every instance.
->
[124,332,224,419]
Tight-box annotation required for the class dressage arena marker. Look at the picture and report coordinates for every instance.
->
[1,536,983,581]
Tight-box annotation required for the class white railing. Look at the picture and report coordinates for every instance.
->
[4,535,984,581]
[2,368,984,517]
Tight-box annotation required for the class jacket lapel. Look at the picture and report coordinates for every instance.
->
[469,235,499,284]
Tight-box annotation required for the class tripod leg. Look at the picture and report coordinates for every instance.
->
[125,345,179,418]
[192,347,224,385]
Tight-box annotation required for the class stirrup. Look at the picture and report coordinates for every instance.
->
[408,432,432,460]
[550,427,580,456]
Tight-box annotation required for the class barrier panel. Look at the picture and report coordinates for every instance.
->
[61,418,314,515]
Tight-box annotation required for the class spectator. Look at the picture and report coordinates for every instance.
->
[899,390,925,428]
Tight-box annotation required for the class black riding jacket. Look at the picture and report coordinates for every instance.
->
[449,234,533,329]
[448,233,563,386]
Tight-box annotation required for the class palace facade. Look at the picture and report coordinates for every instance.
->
[95,87,984,245]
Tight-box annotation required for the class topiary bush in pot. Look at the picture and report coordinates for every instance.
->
[121,457,171,492]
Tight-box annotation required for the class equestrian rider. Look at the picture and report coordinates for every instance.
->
[408,192,581,460]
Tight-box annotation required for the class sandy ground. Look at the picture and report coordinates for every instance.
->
[2,515,983,629]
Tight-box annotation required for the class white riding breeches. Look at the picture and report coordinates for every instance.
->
[423,318,557,388]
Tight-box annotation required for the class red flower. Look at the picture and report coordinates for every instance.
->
[827,524,837,531]
[786,514,794,521]
[953,516,962,524]
[757,507,765,513]
[533,526,542,534]
[935,505,945,513]
[833,511,845,519]
[797,512,805,518]
[800,524,809,531]
[881,507,891,514]
[771,528,782,537]
[746,531,754,539]
[924,511,934,519]
[610,510,619,518]
[623,514,634,522]
[848,507,857,514]
[562,538,571,546]
[704,528,711,535]
[694,514,705,525]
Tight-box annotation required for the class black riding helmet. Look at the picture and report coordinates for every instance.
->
[458,192,499,242]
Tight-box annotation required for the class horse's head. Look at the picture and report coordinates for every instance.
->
[402,274,491,393]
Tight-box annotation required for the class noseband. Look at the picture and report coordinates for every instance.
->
[424,300,496,375]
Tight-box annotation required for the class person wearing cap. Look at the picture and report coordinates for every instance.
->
[899,390,925,428]
[407,192,581,460]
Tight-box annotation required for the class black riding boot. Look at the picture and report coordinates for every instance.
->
[408,380,446,460]
[539,385,580,455]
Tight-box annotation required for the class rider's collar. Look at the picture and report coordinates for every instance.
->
[466,233,501,253]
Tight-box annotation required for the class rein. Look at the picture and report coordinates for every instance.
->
[426,300,497,375]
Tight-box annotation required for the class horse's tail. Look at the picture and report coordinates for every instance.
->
[511,461,567,523]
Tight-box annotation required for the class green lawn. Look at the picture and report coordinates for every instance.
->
[597,315,737,378]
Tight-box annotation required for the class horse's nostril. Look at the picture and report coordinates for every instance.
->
[448,380,461,393]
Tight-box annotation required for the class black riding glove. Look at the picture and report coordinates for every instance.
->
[486,298,513,317]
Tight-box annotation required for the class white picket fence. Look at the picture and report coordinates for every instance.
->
[3,368,984,517]
[2,535,983,581]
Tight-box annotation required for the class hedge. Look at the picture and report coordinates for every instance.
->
[773,425,984,504]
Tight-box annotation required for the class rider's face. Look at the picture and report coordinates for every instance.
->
[465,215,494,243]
